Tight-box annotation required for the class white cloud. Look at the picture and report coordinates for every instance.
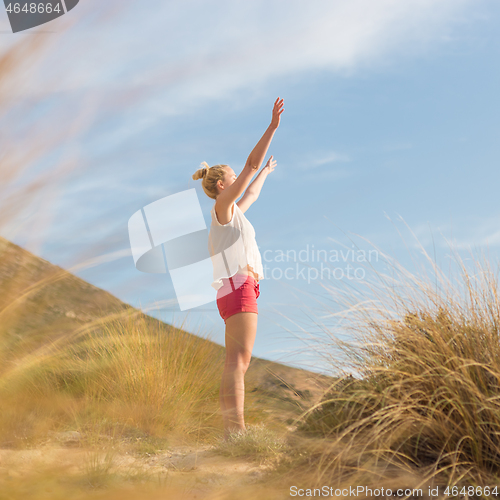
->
[446,219,500,250]
[375,214,500,252]
[308,152,352,167]
[8,0,473,99]
[0,0,474,146]
[291,150,354,184]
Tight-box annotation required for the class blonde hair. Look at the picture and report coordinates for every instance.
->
[192,161,228,199]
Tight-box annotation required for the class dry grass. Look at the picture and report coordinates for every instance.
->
[213,423,289,461]
[293,236,500,491]
[0,308,226,447]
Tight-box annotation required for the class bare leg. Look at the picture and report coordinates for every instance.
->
[219,372,229,433]
[221,312,258,438]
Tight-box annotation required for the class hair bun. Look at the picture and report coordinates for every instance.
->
[201,162,209,177]
[192,161,210,181]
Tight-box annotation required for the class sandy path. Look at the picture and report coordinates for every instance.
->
[0,438,276,498]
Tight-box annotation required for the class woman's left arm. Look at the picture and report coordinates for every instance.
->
[237,156,277,213]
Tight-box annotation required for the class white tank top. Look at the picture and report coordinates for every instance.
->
[207,201,264,290]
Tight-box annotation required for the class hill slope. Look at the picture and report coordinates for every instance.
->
[0,236,332,421]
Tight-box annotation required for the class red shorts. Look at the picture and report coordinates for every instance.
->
[216,274,260,323]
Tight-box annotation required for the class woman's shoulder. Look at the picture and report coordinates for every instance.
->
[212,199,237,226]
[213,199,236,208]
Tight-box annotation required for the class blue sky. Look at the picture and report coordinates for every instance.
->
[1,0,500,374]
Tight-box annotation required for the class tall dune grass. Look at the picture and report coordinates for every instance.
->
[0,308,225,447]
[297,237,500,488]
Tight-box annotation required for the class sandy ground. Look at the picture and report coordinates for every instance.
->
[0,433,281,498]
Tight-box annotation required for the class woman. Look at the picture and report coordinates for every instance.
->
[192,97,284,438]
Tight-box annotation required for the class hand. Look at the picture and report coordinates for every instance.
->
[263,155,277,174]
[270,97,284,129]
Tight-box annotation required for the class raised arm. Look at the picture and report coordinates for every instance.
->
[216,98,284,214]
[237,156,277,213]
[244,97,284,170]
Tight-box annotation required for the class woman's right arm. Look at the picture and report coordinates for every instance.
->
[216,98,284,213]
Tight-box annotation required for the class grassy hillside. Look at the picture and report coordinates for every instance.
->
[0,235,332,449]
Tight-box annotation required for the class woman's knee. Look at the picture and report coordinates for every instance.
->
[224,357,251,375]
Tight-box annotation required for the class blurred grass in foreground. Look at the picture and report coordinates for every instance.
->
[0,308,225,446]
